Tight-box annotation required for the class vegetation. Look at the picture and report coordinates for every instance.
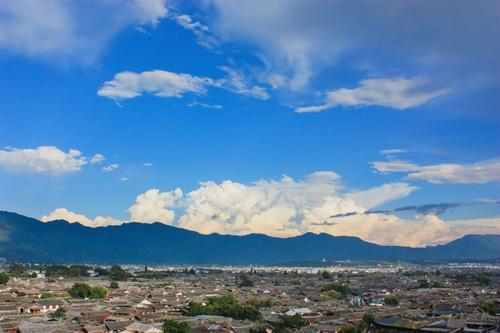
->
[476,274,491,285]
[478,302,500,316]
[383,295,399,306]
[237,274,255,288]
[8,263,26,276]
[337,312,375,333]
[186,294,262,321]
[0,272,9,285]
[245,298,279,308]
[273,314,309,333]
[109,265,131,281]
[321,271,332,279]
[94,267,109,276]
[109,281,119,289]
[163,320,191,333]
[52,307,66,319]
[41,291,69,299]
[418,280,450,288]
[45,265,90,277]
[68,283,108,299]
[321,282,349,294]
[320,282,350,299]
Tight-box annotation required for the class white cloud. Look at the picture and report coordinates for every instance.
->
[97,70,212,100]
[98,68,269,102]
[187,101,223,109]
[177,172,406,237]
[372,157,500,184]
[0,0,168,64]
[0,146,89,174]
[128,188,183,224]
[173,14,219,49]
[40,171,500,246]
[348,183,418,210]
[311,213,500,247]
[215,66,270,100]
[120,176,129,182]
[203,0,500,90]
[102,164,119,172]
[143,162,153,167]
[296,77,450,112]
[41,208,123,228]
[380,149,407,155]
[90,154,105,164]
[371,159,420,173]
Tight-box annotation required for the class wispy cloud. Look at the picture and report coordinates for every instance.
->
[98,68,269,102]
[102,164,119,172]
[371,157,500,184]
[296,77,450,113]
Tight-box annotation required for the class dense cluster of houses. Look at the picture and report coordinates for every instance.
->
[0,265,498,333]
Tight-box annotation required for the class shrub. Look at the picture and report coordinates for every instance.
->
[163,320,191,333]
[186,294,261,321]
[383,295,399,306]
[68,283,107,299]
[0,272,9,285]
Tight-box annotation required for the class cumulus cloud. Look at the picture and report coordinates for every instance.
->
[90,154,105,164]
[296,77,450,112]
[40,171,500,246]
[102,164,119,172]
[372,157,500,184]
[41,208,123,228]
[310,213,500,247]
[0,0,168,64]
[128,188,183,224]
[203,0,500,90]
[0,146,91,174]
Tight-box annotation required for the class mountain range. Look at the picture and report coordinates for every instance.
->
[0,211,499,264]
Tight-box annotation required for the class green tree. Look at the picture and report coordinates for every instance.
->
[362,312,375,325]
[476,274,491,285]
[274,314,308,333]
[338,326,356,333]
[478,302,500,316]
[52,307,66,319]
[94,267,109,276]
[186,294,262,321]
[0,272,9,285]
[110,265,131,281]
[90,286,108,299]
[237,274,255,288]
[163,320,191,333]
[109,281,119,289]
[8,263,26,276]
[68,283,92,298]
[68,283,107,299]
[383,295,399,306]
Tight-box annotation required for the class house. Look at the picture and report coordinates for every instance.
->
[123,322,162,333]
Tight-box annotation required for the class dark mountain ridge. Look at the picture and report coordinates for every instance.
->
[0,211,499,264]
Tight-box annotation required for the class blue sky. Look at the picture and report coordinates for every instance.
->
[0,0,499,247]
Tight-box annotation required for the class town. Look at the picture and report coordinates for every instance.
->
[0,263,498,333]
